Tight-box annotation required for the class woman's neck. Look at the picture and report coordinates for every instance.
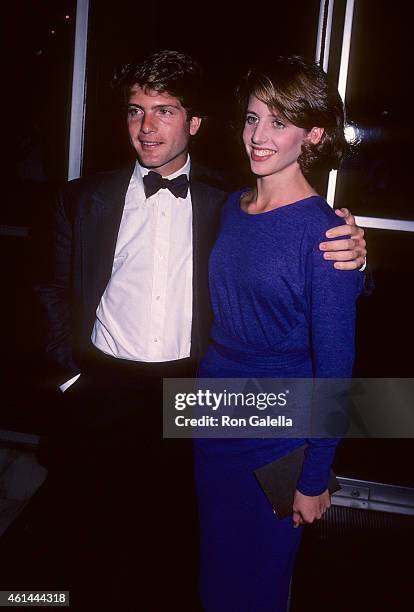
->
[244,167,317,214]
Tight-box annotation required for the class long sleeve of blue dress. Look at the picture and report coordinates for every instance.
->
[296,225,363,496]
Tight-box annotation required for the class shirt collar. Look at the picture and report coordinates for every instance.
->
[134,155,191,183]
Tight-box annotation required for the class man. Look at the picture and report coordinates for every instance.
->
[34,50,366,610]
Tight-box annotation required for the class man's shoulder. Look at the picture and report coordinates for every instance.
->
[55,165,134,220]
[62,165,134,200]
[190,164,229,199]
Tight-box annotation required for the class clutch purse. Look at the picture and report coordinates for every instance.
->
[253,444,341,519]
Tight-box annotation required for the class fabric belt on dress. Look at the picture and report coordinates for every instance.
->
[210,322,310,369]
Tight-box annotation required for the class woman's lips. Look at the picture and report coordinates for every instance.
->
[250,148,276,162]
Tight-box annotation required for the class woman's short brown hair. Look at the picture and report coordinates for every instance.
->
[236,55,347,174]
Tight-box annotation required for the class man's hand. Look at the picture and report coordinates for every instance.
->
[292,489,331,528]
[319,208,366,270]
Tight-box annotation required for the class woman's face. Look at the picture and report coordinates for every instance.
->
[242,95,308,178]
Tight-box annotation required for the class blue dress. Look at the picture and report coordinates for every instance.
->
[194,191,363,611]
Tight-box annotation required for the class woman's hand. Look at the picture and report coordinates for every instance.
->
[292,488,331,528]
[319,207,367,270]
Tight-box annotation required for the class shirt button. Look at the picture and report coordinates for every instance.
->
[154,338,158,343]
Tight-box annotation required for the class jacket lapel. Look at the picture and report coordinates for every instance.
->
[79,165,134,335]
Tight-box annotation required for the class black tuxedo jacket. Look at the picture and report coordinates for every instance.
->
[34,163,228,385]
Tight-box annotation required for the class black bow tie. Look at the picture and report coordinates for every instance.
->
[143,171,189,199]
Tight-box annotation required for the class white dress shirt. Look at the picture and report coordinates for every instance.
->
[91,157,193,362]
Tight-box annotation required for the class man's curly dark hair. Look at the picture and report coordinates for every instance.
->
[113,49,206,119]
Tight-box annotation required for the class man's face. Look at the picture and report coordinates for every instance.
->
[127,85,201,176]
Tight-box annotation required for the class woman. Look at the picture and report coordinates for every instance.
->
[194,56,363,611]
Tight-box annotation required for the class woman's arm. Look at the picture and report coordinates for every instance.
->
[293,226,364,522]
